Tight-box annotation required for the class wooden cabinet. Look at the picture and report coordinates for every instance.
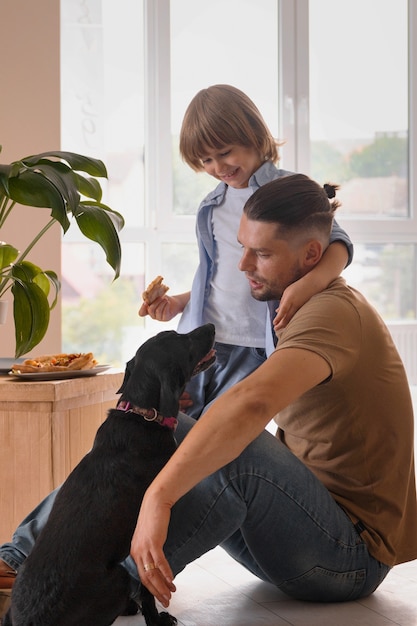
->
[0,371,124,543]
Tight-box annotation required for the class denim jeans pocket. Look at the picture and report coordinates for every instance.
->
[279,566,366,602]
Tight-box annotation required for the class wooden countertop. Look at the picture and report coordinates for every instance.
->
[0,368,126,543]
[0,369,124,402]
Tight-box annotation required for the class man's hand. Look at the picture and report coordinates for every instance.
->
[130,492,176,607]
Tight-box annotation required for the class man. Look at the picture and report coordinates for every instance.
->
[1,174,416,611]
[131,174,417,607]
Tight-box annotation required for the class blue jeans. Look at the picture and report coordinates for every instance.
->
[184,342,267,419]
[0,414,390,603]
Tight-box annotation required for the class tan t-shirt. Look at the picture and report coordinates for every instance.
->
[273,277,417,567]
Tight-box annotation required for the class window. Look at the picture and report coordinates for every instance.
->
[60,0,280,364]
[309,0,415,322]
[170,0,279,216]
[61,0,417,379]
[61,0,147,365]
[310,0,408,219]
[280,0,416,321]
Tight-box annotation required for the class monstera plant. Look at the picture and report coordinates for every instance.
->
[0,147,124,357]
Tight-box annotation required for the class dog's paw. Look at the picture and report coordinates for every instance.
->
[120,598,139,616]
[158,611,177,625]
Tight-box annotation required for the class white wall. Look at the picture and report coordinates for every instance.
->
[0,0,62,357]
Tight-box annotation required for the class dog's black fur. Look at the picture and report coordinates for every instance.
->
[4,323,215,626]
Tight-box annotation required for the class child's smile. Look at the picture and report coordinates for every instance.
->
[201,145,263,188]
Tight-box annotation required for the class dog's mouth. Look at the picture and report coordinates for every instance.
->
[192,348,216,376]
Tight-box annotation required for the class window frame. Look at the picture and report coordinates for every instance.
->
[279,0,417,245]
[146,0,417,244]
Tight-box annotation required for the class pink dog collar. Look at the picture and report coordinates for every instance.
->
[116,400,178,431]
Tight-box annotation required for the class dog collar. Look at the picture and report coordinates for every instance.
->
[116,400,178,431]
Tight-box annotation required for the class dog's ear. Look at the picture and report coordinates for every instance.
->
[157,367,186,416]
[117,356,135,394]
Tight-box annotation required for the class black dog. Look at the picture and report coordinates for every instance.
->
[5,323,215,626]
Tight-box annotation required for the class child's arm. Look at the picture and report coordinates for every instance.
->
[273,241,348,330]
[138,291,190,321]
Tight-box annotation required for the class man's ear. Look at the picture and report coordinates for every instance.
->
[303,240,323,267]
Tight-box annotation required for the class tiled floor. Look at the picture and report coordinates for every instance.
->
[115,549,417,626]
[115,386,417,626]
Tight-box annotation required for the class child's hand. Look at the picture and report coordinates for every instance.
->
[179,391,193,412]
[138,295,183,321]
[274,241,348,332]
[273,277,316,331]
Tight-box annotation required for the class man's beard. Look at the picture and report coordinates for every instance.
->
[248,265,304,302]
[250,285,281,302]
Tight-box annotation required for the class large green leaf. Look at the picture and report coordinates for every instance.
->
[21,151,107,178]
[7,170,70,231]
[11,280,51,357]
[12,261,60,357]
[0,243,18,272]
[0,147,123,355]
[10,261,60,356]
[73,172,103,202]
[20,160,80,215]
[12,261,60,298]
[73,202,124,278]
[37,270,60,309]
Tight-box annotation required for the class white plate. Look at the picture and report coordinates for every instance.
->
[8,364,111,381]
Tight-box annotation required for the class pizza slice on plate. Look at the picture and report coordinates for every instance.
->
[11,353,97,373]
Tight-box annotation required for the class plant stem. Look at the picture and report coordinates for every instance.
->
[0,217,57,297]
[0,196,16,229]
[16,218,56,263]
[0,278,12,298]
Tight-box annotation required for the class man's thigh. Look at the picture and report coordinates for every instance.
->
[165,423,385,601]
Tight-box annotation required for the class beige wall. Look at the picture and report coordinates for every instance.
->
[0,0,62,357]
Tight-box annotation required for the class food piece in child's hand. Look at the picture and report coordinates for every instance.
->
[142,275,169,305]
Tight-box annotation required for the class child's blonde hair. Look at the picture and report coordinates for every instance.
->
[179,84,281,171]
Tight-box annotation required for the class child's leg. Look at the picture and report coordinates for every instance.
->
[0,488,60,572]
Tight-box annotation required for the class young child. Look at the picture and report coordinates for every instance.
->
[139,84,353,418]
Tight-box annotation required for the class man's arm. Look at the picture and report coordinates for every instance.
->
[130,347,331,606]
